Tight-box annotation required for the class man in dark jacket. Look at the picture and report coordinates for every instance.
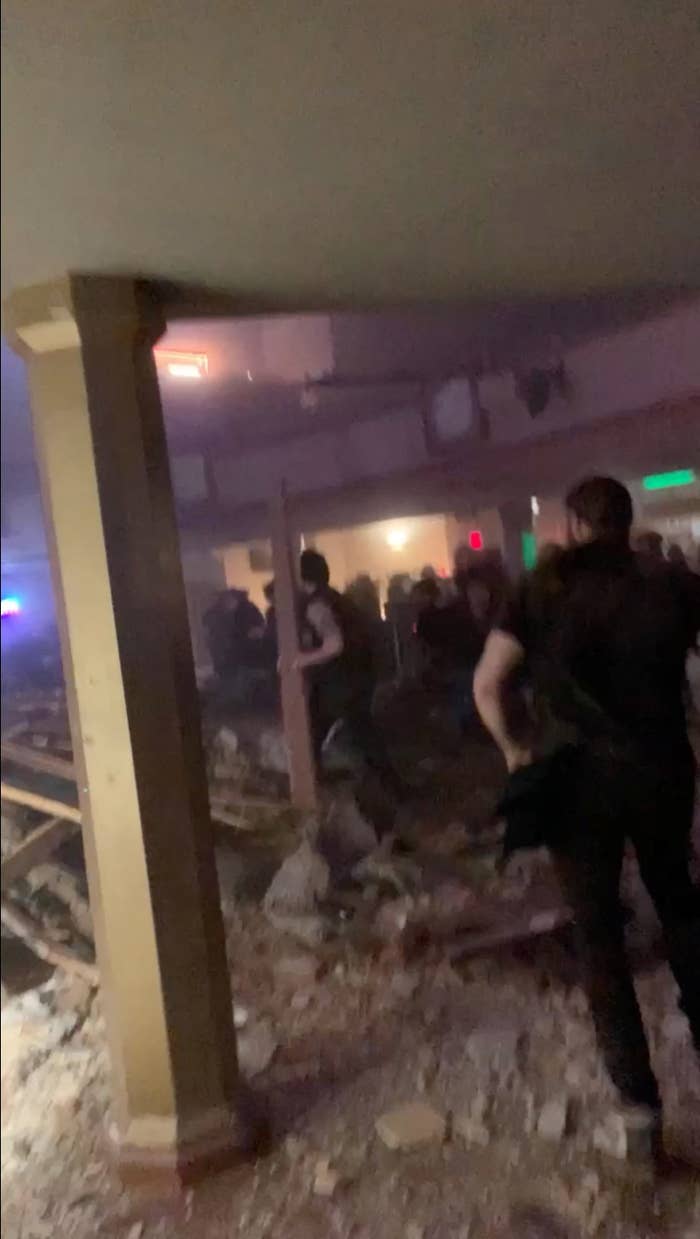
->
[474,476,700,1154]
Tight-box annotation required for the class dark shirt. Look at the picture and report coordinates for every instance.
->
[204,596,265,675]
[499,541,700,754]
[417,598,484,670]
[304,587,374,684]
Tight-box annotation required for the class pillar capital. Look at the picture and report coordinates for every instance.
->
[4,273,165,359]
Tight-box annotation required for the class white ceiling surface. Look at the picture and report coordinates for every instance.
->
[3,1,700,308]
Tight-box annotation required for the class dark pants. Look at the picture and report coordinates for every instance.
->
[551,742,700,1110]
[309,667,401,792]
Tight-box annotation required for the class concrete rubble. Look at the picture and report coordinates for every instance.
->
[3,878,700,1238]
[3,692,700,1237]
[273,953,321,989]
[536,1097,570,1142]
[375,1102,447,1150]
[312,1156,343,1197]
[236,1016,278,1077]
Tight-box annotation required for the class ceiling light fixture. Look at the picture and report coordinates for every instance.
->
[386,527,409,551]
[154,350,209,380]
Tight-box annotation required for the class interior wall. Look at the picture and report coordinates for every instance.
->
[219,544,271,613]
[533,498,568,549]
[309,515,452,598]
[445,510,505,562]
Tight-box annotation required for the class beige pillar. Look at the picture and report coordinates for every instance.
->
[270,490,318,811]
[5,275,252,1185]
[499,497,533,580]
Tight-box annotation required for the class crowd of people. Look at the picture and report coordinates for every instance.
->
[202,542,513,743]
[203,481,700,1163]
[202,520,699,768]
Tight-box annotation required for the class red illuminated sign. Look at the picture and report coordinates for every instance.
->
[468,530,484,551]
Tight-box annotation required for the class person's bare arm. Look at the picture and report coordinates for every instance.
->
[473,630,531,771]
[293,600,343,670]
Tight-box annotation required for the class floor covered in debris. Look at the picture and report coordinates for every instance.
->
[2,689,700,1239]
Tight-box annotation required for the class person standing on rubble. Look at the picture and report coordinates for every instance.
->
[292,549,403,798]
[473,476,700,1155]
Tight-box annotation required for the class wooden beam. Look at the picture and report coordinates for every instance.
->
[269,488,318,811]
[1,778,277,838]
[1,817,77,890]
[1,740,76,781]
[1,782,82,824]
[0,897,98,983]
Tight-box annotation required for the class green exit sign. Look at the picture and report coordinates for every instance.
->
[642,469,696,492]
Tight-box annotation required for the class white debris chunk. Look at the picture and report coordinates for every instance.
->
[593,1112,627,1160]
[236,1017,278,1077]
[537,1098,569,1142]
[375,1102,446,1150]
[313,1157,342,1197]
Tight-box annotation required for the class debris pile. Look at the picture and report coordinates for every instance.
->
[2,688,700,1237]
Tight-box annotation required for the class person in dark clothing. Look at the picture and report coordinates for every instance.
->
[204,588,267,702]
[204,588,266,675]
[474,476,700,1149]
[410,577,443,668]
[633,529,665,564]
[294,550,400,793]
[413,571,486,730]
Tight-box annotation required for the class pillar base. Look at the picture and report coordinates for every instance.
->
[117,1097,269,1190]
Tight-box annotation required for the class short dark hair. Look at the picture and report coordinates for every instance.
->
[412,577,440,603]
[300,549,330,588]
[565,476,633,541]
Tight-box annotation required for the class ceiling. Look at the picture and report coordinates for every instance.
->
[1,292,692,470]
[2,1,700,309]
[158,292,688,453]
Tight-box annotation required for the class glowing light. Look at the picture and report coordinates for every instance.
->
[468,530,484,551]
[386,527,409,551]
[246,369,254,382]
[642,469,695,492]
[167,363,203,379]
[154,350,208,380]
[1,597,21,617]
[521,531,538,570]
[530,495,540,517]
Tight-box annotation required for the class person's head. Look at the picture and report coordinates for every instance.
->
[633,530,664,561]
[411,577,440,612]
[667,542,687,568]
[565,477,633,546]
[455,567,491,621]
[453,543,474,574]
[299,549,330,595]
